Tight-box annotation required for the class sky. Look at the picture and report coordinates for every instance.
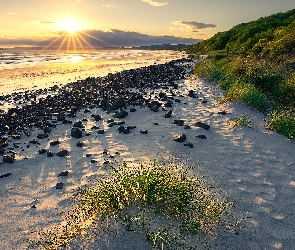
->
[0,0,294,48]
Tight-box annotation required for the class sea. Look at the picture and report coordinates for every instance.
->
[0,48,158,70]
[0,48,186,96]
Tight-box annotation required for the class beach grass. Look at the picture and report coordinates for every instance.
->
[194,53,295,138]
[31,161,229,249]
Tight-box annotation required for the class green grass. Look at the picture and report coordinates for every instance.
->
[230,115,253,128]
[194,54,295,138]
[31,161,229,249]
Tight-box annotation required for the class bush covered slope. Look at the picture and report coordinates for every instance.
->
[190,9,295,58]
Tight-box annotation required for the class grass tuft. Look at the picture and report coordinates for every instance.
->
[30,161,229,249]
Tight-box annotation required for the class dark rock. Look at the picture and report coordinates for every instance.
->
[140,130,148,134]
[118,126,130,134]
[56,182,63,189]
[153,123,159,125]
[57,150,69,157]
[113,110,128,119]
[184,125,191,129]
[37,134,48,139]
[76,141,83,147]
[73,120,84,128]
[173,120,184,126]
[94,115,102,121]
[43,126,51,134]
[113,98,125,109]
[29,139,40,145]
[164,102,173,108]
[184,142,194,148]
[62,119,72,124]
[127,126,137,130]
[71,128,83,138]
[58,171,69,177]
[130,108,137,112]
[0,172,11,178]
[174,134,186,142]
[50,140,60,146]
[218,111,227,115]
[91,159,97,164]
[38,149,47,154]
[165,110,173,118]
[47,151,54,157]
[195,122,210,130]
[3,155,15,164]
[97,129,105,134]
[196,135,207,139]
[188,90,197,98]
[86,154,92,157]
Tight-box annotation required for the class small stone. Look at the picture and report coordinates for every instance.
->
[195,122,210,130]
[0,172,11,178]
[173,120,184,126]
[58,171,69,177]
[174,134,186,142]
[91,159,97,164]
[86,154,92,157]
[56,182,63,189]
[97,129,105,134]
[184,125,191,129]
[57,150,69,157]
[130,108,137,112]
[38,149,47,154]
[196,135,207,139]
[50,140,60,146]
[37,134,48,139]
[71,128,83,138]
[47,151,54,157]
[140,130,148,134]
[3,155,15,164]
[165,110,173,118]
[218,111,227,115]
[184,142,194,148]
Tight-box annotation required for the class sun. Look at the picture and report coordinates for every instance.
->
[58,16,84,33]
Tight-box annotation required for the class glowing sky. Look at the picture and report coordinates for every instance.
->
[0,0,294,48]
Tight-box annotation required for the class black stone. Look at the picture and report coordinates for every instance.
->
[50,140,60,146]
[140,130,148,134]
[76,141,83,147]
[165,110,173,118]
[57,150,69,157]
[184,142,194,148]
[195,122,210,130]
[0,172,11,178]
[118,126,130,134]
[3,155,15,164]
[58,170,69,177]
[56,182,63,189]
[196,135,207,139]
[73,120,84,128]
[47,151,54,157]
[113,110,128,119]
[174,134,186,142]
[71,128,83,138]
[38,149,47,154]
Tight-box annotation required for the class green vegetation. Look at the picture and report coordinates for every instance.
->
[189,9,295,138]
[31,161,229,249]
[230,115,253,128]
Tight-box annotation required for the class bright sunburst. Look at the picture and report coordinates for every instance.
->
[58,16,84,33]
[44,15,112,52]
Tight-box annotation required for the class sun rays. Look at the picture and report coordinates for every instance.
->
[43,16,113,52]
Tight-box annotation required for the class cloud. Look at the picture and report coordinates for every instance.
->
[142,0,168,7]
[0,29,200,48]
[39,20,54,24]
[173,21,217,32]
[102,3,118,8]
[6,12,18,15]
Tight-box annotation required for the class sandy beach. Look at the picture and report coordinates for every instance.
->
[0,54,295,250]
